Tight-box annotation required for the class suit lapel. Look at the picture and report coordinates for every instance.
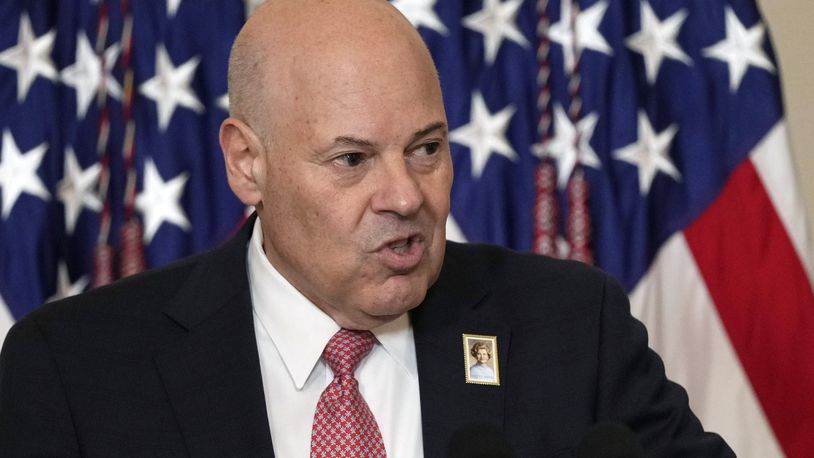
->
[155,217,275,457]
[412,243,511,454]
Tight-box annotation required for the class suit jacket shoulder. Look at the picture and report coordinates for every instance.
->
[0,218,274,457]
[441,240,608,320]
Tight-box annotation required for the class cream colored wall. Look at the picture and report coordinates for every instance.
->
[759,0,814,222]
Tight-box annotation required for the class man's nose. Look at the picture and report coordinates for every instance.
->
[370,156,424,217]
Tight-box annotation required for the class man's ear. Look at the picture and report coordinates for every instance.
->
[219,117,265,206]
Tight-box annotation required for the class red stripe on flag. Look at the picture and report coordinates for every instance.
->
[684,159,814,458]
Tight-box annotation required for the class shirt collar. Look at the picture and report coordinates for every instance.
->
[247,219,417,389]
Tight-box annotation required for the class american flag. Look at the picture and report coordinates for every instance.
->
[0,0,811,456]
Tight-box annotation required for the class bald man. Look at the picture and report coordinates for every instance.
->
[0,1,733,456]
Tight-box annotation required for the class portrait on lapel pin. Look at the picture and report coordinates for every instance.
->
[463,334,500,385]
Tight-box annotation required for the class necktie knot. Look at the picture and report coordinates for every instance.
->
[322,328,376,377]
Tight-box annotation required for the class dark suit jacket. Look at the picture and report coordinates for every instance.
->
[0,218,733,457]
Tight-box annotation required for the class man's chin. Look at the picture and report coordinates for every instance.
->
[335,309,405,331]
[345,293,425,329]
[377,276,430,309]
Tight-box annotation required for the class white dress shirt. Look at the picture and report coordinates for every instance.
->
[247,219,424,457]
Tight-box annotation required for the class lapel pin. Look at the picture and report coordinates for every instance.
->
[463,333,500,386]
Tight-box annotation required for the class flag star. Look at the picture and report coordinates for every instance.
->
[47,262,88,303]
[392,0,448,35]
[167,0,183,17]
[0,13,58,102]
[135,159,191,243]
[548,0,612,72]
[60,34,122,119]
[554,234,571,259]
[139,45,204,131]
[217,93,229,112]
[625,2,692,84]
[0,130,50,219]
[58,147,101,234]
[613,111,681,195]
[450,92,517,178]
[244,0,266,18]
[463,0,529,64]
[535,105,601,188]
[702,6,775,92]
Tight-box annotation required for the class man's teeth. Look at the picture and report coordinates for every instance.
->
[389,239,410,253]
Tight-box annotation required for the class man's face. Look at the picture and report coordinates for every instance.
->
[251,44,452,329]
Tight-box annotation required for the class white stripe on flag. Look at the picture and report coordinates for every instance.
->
[0,293,14,347]
[629,233,784,458]
[750,121,814,285]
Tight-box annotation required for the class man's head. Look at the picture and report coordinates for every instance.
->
[220,0,452,330]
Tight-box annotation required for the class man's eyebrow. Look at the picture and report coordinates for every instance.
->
[410,121,447,143]
[331,122,447,149]
[333,135,375,148]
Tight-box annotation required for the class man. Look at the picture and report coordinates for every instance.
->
[0,0,734,456]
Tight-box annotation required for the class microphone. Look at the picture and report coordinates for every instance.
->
[447,422,515,458]
[576,422,645,458]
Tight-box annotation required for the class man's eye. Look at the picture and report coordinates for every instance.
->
[334,152,366,167]
[415,142,440,156]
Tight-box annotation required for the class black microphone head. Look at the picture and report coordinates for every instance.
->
[447,422,515,458]
[576,422,645,458]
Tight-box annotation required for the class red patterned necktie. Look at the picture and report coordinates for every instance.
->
[310,328,387,458]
